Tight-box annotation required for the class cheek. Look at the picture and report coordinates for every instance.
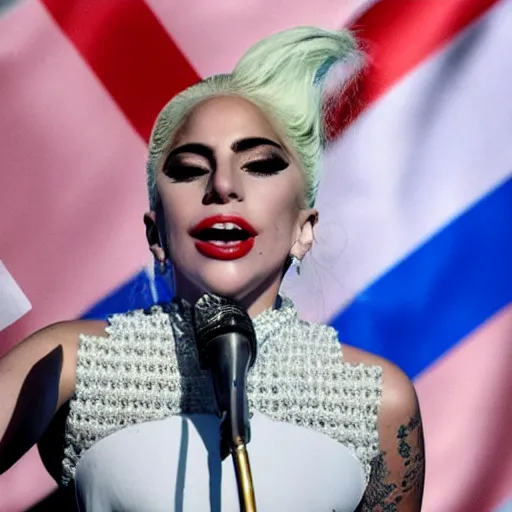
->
[158,190,194,250]
[258,190,301,250]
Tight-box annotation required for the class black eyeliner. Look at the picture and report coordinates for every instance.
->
[244,154,289,176]
[163,160,209,183]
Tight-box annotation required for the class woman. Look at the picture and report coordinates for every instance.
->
[0,26,424,511]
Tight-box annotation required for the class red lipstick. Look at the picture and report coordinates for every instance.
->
[190,214,258,261]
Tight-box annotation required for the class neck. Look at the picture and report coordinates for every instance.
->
[173,270,282,319]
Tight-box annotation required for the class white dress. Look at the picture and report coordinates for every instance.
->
[61,297,382,511]
[74,412,366,511]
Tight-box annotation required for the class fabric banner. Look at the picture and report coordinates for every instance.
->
[0,0,510,510]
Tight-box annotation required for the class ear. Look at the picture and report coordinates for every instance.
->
[144,211,166,262]
[290,209,318,260]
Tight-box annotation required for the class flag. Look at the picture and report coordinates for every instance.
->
[284,1,512,511]
[0,0,510,510]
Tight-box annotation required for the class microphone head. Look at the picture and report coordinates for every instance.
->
[192,294,257,370]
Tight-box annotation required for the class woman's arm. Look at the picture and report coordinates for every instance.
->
[0,320,106,475]
[357,359,425,511]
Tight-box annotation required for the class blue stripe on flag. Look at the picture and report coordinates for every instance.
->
[81,271,153,320]
[81,178,512,381]
[81,269,173,320]
[330,176,512,379]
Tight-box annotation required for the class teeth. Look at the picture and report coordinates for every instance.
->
[211,222,241,230]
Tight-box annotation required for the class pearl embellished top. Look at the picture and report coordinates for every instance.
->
[61,296,382,511]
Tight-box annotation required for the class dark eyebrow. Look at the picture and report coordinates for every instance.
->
[231,137,284,153]
[166,137,284,165]
[166,143,214,163]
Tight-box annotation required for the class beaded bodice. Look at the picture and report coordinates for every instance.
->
[61,296,382,487]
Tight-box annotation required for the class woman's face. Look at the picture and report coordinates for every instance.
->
[149,95,316,313]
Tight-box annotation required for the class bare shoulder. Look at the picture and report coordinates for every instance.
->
[6,319,108,406]
[23,319,109,349]
[343,345,425,511]
[0,319,109,474]
[18,318,109,349]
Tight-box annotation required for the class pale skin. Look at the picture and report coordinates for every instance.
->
[0,96,424,510]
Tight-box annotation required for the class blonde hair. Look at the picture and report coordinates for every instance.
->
[147,26,360,208]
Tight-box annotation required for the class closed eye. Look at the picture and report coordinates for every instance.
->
[163,163,209,183]
[244,156,289,176]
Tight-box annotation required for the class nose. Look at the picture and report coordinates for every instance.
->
[202,163,243,205]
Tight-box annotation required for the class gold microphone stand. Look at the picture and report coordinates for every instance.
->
[231,441,257,512]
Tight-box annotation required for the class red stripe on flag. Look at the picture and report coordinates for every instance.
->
[327,0,500,139]
[40,0,200,142]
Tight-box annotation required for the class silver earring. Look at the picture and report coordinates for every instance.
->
[157,259,170,275]
[291,255,302,276]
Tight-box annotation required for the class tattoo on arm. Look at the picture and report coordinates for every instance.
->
[359,452,398,511]
[357,412,425,511]
[397,412,425,497]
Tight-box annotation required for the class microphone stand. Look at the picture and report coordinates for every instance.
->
[231,442,257,512]
[192,295,258,512]
[214,330,258,512]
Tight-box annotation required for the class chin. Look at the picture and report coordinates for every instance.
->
[198,274,254,301]
[198,265,282,308]
[174,256,282,308]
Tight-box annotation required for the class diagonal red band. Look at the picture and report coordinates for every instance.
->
[327,0,500,140]
[40,0,500,145]
[40,0,200,142]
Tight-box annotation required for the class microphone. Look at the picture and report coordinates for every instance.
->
[192,293,257,459]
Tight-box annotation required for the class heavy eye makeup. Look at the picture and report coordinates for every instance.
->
[243,151,289,177]
[162,156,210,183]
[161,143,290,182]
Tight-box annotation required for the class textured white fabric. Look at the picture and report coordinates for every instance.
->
[62,296,382,510]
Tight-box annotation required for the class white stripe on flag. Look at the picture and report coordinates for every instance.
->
[283,0,512,322]
[0,260,32,331]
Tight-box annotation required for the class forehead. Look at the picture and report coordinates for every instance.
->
[174,95,283,146]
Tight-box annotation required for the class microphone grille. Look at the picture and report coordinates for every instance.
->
[192,294,257,367]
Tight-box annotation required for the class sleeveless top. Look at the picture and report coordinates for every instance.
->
[60,296,382,511]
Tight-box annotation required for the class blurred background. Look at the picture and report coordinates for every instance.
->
[0,0,511,510]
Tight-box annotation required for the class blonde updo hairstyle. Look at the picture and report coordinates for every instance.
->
[146,26,360,209]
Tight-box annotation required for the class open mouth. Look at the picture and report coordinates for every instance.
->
[190,216,257,260]
[194,223,252,245]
